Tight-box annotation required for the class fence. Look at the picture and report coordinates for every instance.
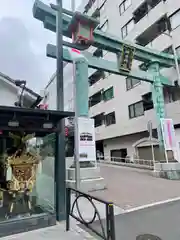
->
[111,156,153,166]
[66,187,115,240]
[98,156,154,170]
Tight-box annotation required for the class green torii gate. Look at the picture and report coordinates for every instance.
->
[33,0,178,150]
[33,0,180,221]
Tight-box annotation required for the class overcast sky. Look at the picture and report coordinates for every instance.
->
[0,0,81,93]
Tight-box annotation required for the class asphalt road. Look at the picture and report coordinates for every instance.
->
[92,164,180,209]
[82,200,180,240]
[79,164,180,239]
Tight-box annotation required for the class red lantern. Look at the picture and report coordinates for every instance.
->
[68,12,99,47]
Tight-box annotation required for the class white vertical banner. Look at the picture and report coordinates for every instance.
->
[160,118,176,151]
[77,117,96,162]
[160,118,179,161]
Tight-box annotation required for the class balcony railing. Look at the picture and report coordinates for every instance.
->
[133,0,162,24]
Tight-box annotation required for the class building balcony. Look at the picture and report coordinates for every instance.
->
[89,73,112,97]
[95,123,118,141]
[147,30,172,52]
[166,0,180,17]
[146,25,180,52]
[126,0,167,41]
[98,0,107,8]
[83,0,99,17]
[89,100,104,117]
[89,95,116,116]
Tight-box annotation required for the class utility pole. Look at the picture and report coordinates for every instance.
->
[171,35,180,85]
[70,0,81,190]
[73,60,80,190]
[163,32,180,85]
[55,0,66,221]
[71,0,75,12]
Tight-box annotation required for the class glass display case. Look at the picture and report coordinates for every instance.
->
[0,105,74,237]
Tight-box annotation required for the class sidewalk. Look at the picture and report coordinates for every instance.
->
[0,221,95,240]
[0,196,124,240]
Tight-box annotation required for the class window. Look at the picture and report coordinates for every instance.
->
[126,78,140,90]
[103,87,114,101]
[163,45,180,55]
[142,92,153,111]
[121,19,134,38]
[84,0,96,13]
[105,112,116,126]
[89,91,102,107]
[119,0,131,15]
[99,1,106,15]
[93,48,103,58]
[163,45,173,54]
[100,20,108,32]
[89,70,105,86]
[164,86,180,103]
[92,9,100,19]
[128,101,144,119]
[176,46,180,55]
[170,9,180,30]
[93,113,104,127]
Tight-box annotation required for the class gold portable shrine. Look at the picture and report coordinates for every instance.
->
[5,132,40,217]
[7,152,39,192]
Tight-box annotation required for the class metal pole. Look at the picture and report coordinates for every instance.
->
[71,0,75,12]
[171,35,180,85]
[151,142,155,169]
[164,32,180,85]
[55,0,66,221]
[71,0,80,190]
[73,61,81,190]
[148,121,155,168]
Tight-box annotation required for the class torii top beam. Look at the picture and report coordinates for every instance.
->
[33,0,180,68]
[47,44,172,85]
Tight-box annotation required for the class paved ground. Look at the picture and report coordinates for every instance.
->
[0,221,93,240]
[0,195,123,240]
[92,163,180,209]
[82,200,180,240]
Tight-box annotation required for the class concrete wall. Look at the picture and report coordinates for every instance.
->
[103,132,147,158]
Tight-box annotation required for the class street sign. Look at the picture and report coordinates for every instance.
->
[77,117,96,162]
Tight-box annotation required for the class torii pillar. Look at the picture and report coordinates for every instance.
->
[66,49,106,191]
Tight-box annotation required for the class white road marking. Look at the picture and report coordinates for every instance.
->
[124,196,180,213]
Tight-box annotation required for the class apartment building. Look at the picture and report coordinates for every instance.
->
[44,0,180,161]
[78,0,180,161]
